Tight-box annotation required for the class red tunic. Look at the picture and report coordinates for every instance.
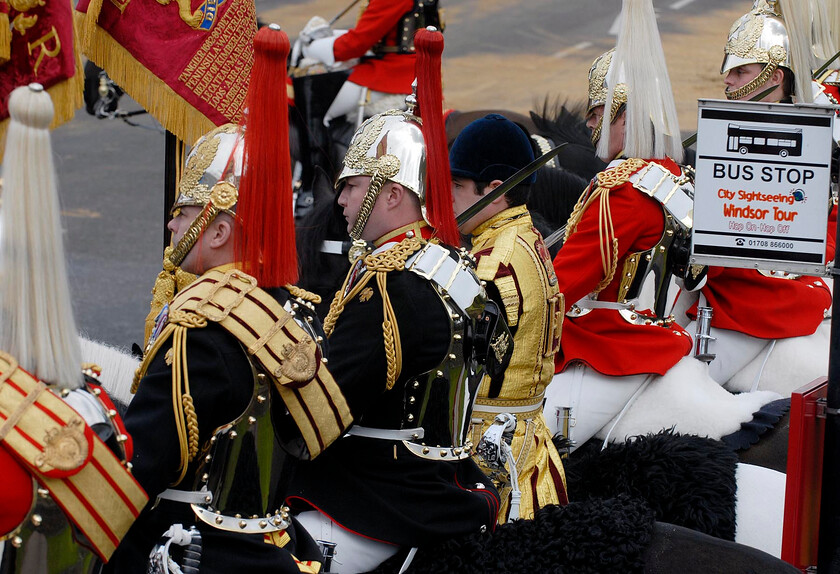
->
[687,206,834,339]
[333,0,416,94]
[687,267,831,339]
[553,158,692,377]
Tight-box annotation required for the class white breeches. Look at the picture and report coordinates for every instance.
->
[543,364,650,452]
[295,510,400,574]
[544,358,781,451]
[684,321,774,388]
[324,81,407,127]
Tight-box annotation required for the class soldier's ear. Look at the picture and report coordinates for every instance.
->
[486,180,507,204]
[384,182,406,209]
[208,215,234,248]
[769,67,785,88]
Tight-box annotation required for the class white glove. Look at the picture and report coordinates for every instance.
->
[299,16,333,44]
[303,35,338,67]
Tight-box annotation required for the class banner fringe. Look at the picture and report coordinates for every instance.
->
[74,11,215,145]
[0,67,83,161]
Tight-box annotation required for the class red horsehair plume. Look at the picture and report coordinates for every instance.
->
[236,25,297,287]
[414,27,460,247]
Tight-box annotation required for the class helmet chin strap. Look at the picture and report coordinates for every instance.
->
[590,102,627,150]
[725,60,780,101]
[347,171,392,260]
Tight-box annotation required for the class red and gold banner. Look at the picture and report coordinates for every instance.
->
[75,0,256,145]
[0,0,82,158]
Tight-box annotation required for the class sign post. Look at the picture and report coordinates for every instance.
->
[691,99,834,276]
[693,98,838,571]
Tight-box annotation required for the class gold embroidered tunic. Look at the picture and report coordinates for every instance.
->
[467,205,568,521]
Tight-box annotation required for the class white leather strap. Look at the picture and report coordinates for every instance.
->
[345,426,425,441]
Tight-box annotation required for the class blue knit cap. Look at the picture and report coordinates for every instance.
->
[449,114,536,184]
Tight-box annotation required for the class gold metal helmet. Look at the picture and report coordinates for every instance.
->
[586,49,628,147]
[172,123,243,215]
[336,109,427,240]
[143,123,244,347]
[721,0,791,100]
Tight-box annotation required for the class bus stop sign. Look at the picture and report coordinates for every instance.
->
[691,99,835,276]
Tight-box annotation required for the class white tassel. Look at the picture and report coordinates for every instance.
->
[0,86,82,389]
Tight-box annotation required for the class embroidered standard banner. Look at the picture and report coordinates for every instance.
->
[74,0,256,145]
[0,0,82,157]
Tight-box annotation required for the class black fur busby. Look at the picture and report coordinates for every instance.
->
[563,430,739,541]
[449,113,536,184]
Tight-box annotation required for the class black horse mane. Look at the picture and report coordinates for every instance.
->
[529,98,607,182]
[295,167,350,317]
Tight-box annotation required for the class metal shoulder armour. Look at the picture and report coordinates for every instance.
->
[374,0,442,56]
[617,162,705,319]
[398,243,488,460]
[188,365,292,535]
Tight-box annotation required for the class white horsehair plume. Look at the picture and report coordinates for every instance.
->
[0,84,83,389]
[830,0,840,55]
[809,0,837,63]
[599,0,683,163]
[777,0,816,103]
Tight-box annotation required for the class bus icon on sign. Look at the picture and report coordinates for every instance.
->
[727,124,803,157]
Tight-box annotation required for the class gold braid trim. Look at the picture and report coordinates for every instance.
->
[181,393,199,461]
[322,289,346,338]
[564,158,647,295]
[322,269,377,337]
[285,284,322,305]
[322,237,423,337]
[377,272,403,390]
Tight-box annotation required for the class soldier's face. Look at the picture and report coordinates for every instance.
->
[724,64,762,99]
[337,175,370,234]
[452,177,493,235]
[724,63,784,101]
[586,105,626,161]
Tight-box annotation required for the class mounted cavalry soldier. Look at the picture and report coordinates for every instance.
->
[286,28,502,573]
[543,0,782,453]
[674,0,835,395]
[106,27,352,573]
[450,114,568,523]
[0,84,147,572]
[297,0,442,127]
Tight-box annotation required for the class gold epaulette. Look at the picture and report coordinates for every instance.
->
[135,269,352,473]
[0,351,147,560]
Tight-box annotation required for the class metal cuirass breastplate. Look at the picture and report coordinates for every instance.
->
[188,366,291,534]
[398,243,487,460]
